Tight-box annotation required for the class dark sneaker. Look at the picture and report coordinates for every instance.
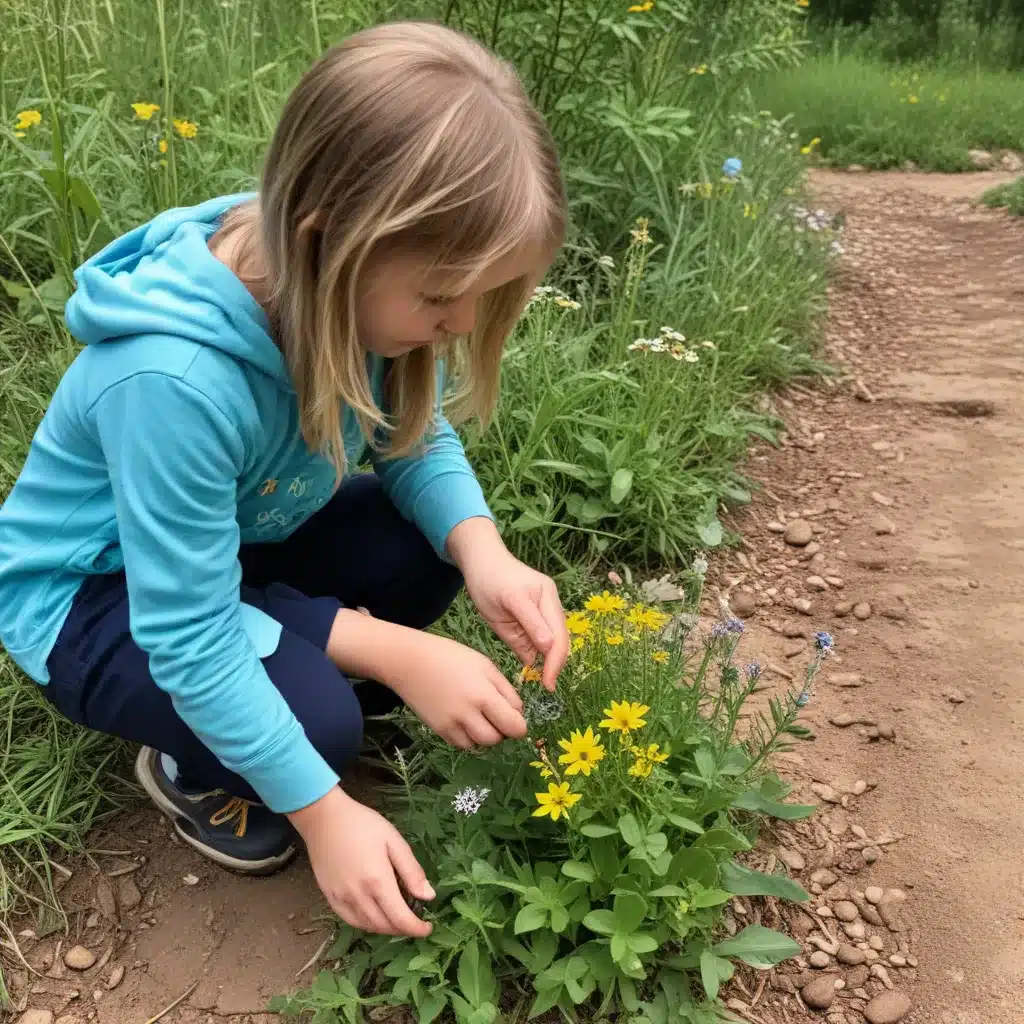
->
[134,747,297,875]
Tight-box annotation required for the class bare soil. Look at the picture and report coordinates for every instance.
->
[5,168,1023,1024]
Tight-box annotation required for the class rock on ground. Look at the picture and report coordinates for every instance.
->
[864,990,913,1023]
[801,975,838,1010]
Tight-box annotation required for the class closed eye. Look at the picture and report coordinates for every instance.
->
[420,294,456,306]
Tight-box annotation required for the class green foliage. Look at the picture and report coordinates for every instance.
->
[756,54,1024,170]
[272,578,827,1021]
[981,174,1024,214]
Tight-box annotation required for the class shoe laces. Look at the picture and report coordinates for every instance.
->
[208,796,251,837]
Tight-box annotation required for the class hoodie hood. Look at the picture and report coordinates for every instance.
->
[64,193,290,386]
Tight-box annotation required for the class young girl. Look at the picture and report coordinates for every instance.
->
[0,20,569,940]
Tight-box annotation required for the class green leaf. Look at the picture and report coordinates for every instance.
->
[668,847,719,888]
[693,746,716,779]
[562,860,596,882]
[648,884,688,898]
[628,933,660,954]
[527,986,561,1019]
[69,175,102,220]
[691,887,732,908]
[696,517,723,547]
[721,863,809,901]
[732,790,817,819]
[714,925,802,967]
[610,932,628,964]
[613,892,648,933]
[514,903,549,934]
[457,941,496,1006]
[582,909,617,936]
[694,827,751,853]
[590,837,620,882]
[667,813,705,835]
[550,905,570,933]
[416,988,449,1024]
[610,467,634,504]
[699,948,720,1001]
[580,823,618,838]
[618,813,643,847]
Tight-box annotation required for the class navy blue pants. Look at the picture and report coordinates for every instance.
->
[44,475,463,802]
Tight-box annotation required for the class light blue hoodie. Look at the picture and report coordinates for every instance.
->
[0,194,492,813]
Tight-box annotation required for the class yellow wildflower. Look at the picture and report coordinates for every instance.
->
[605,633,624,646]
[553,296,581,310]
[631,743,669,764]
[599,700,650,735]
[689,64,708,75]
[908,95,919,104]
[571,636,586,654]
[652,650,669,665]
[132,102,160,121]
[14,110,41,132]
[533,781,582,821]
[627,0,654,10]
[530,760,553,779]
[585,591,628,615]
[744,202,758,220]
[795,0,809,6]
[627,604,672,631]
[173,118,198,139]
[565,611,593,636]
[629,758,654,778]
[557,727,605,777]
[697,182,714,199]
[158,138,168,154]
[519,665,543,684]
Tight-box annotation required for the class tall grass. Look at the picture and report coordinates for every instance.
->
[756,54,1024,170]
[0,0,831,954]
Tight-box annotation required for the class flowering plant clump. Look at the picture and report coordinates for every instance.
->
[274,572,830,1024]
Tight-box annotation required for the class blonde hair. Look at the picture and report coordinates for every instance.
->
[222,20,566,478]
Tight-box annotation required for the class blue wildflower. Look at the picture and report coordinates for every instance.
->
[722,157,742,179]
[711,618,745,639]
[796,689,811,707]
[814,631,834,654]
[746,662,762,681]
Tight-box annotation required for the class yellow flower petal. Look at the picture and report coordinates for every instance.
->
[131,102,160,121]
[599,700,650,734]
[14,110,42,131]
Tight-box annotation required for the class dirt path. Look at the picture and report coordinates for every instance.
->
[7,168,1024,1024]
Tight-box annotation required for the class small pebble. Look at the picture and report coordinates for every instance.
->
[851,825,869,840]
[869,936,886,951]
[811,783,842,804]
[871,515,897,535]
[829,672,863,688]
[851,780,867,796]
[853,602,873,620]
[778,848,806,871]
[811,868,838,886]
[784,519,814,547]
[906,954,918,968]
[17,1012,54,1024]
[767,521,786,533]
[865,886,884,905]
[731,591,758,617]
[807,575,829,591]
[837,944,866,965]
[809,950,832,969]
[833,900,859,923]
[105,966,125,991]
[64,947,97,971]
[883,888,907,904]
[801,976,838,1009]
[844,921,867,941]
[816,905,835,918]
[183,873,199,886]
[871,492,894,507]
[834,600,853,616]
[889,954,907,967]
[862,846,882,864]
[877,723,896,740]
[793,597,813,615]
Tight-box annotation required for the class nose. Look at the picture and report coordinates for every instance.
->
[440,296,478,337]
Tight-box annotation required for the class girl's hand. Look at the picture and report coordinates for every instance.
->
[447,519,568,692]
[288,786,434,938]
[389,631,528,748]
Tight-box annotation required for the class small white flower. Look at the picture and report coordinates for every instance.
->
[452,786,491,816]
[598,255,615,269]
[684,349,699,363]
[659,326,686,342]
[692,553,709,576]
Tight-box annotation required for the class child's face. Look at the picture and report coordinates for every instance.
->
[355,241,548,358]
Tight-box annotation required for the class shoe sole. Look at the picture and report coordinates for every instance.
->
[134,747,297,876]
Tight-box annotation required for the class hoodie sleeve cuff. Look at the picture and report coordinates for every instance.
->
[241,726,340,814]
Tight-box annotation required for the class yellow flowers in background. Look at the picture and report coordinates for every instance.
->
[132,102,160,120]
[533,782,581,821]
[800,136,821,156]
[600,699,649,734]
[13,109,41,138]
[627,0,654,11]
[173,118,198,139]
